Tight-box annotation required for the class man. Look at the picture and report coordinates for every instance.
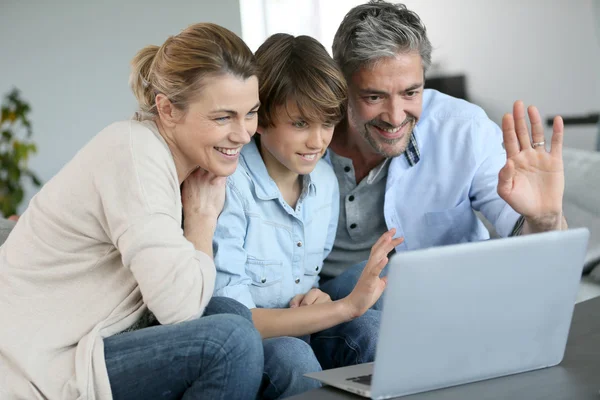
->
[321,0,567,295]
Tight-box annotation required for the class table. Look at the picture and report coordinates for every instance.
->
[290,296,600,400]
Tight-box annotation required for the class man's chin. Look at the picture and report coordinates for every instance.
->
[366,131,411,158]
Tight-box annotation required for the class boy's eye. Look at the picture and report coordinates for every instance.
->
[292,120,308,128]
[246,110,258,118]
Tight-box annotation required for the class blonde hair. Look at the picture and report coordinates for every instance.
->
[255,34,347,128]
[130,23,257,121]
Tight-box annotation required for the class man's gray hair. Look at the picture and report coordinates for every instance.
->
[333,0,432,80]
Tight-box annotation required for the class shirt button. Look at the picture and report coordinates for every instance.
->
[295,278,300,284]
[315,266,319,271]
[261,278,266,283]
[344,166,351,172]
[350,223,357,229]
[348,195,355,202]
[297,241,303,247]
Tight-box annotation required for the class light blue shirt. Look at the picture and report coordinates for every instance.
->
[370,89,520,253]
[213,138,340,309]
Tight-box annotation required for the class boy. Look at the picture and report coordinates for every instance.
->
[213,34,402,399]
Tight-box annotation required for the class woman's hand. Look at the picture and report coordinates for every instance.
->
[182,168,227,222]
[181,168,227,257]
[342,229,404,319]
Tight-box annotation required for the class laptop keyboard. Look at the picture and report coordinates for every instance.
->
[346,374,372,386]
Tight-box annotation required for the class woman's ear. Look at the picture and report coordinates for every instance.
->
[156,94,181,128]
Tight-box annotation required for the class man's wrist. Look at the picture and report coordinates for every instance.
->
[523,212,563,233]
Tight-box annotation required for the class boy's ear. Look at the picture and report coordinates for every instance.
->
[256,125,265,135]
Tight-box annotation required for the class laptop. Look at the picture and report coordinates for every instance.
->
[306,228,590,399]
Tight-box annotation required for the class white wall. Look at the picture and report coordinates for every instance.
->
[0,0,242,212]
[3,0,600,211]
[401,0,600,149]
[242,0,600,150]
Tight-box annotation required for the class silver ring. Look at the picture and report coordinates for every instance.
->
[532,141,545,148]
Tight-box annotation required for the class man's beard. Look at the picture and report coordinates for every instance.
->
[360,116,417,158]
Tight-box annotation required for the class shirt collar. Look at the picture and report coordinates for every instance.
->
[324,131,420,175]
[240,137,317,201]
[404,132,420,167]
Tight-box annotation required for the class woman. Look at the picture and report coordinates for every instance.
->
[0,23,263,400]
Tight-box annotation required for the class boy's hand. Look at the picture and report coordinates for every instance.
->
[289,288,331,308]
[342,229,404,319]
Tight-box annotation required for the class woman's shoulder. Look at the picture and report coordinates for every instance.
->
[95,119,173,167]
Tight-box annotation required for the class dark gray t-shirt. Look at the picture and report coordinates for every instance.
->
[323,150,390,277]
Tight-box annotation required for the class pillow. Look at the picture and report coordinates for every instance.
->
[562,147,600,278]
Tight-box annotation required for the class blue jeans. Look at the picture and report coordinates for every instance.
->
[104,297,264,400]
[320,261,388,311]
[215,297,381,399]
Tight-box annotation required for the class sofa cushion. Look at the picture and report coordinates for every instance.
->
[562,147,600,279]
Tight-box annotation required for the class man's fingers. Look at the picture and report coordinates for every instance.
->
[502,113,520,157]
[550,115,564,158]
[513,100,532,150]
[497,159,515,199]
[527,105,545,150]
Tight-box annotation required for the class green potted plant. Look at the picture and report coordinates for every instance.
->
[0,88,42,217]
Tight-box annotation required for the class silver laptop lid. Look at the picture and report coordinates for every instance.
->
[371,228,589,399]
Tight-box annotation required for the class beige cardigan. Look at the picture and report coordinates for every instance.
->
[0,120,216,399]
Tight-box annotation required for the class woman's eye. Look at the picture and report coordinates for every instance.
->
[214,116,230,122]
[246,111,258,118]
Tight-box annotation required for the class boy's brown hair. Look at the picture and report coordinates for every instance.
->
[255,33,347,127]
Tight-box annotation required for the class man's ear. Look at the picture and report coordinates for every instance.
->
[156,94,181,128]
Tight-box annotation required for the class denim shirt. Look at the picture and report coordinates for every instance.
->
[213,138,340,309]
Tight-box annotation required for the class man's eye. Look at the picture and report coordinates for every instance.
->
[406,91,418,97]
[366,96,382,102]
[293,120,308,128]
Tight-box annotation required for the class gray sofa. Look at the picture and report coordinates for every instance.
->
[562,147,600,301]
[0,146,599,298]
